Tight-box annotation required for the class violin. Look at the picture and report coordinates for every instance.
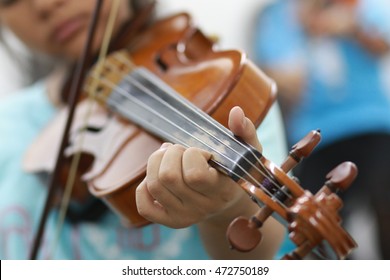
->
[27,2,357,260]
[81,12,276,226]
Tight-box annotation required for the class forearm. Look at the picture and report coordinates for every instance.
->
[354,28,390,56]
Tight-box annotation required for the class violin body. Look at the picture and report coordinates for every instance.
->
[78,13,276,226]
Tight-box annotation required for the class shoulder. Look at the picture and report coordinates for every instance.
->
[0,81,50,113]
[0,81,56,155]
[257,0,296,23]
[0,81,55,127]
[254,0,305,64]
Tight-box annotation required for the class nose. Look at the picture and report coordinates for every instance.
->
[31,0,65,19]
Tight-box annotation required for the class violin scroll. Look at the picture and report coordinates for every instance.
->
[283,161,357,260]
[227,130,358,259]
[227,130,321,252]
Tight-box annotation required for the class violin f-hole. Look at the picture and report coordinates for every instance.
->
[155,43,179,72]
[155,54,169,72]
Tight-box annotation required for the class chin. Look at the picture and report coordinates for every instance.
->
[60,33,91,61]
[59,26,113,62]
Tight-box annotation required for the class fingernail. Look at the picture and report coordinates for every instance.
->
[153,200,164,209]
[239,109,247,128]
[160,142,172,149]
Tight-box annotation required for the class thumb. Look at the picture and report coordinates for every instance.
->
[228,106,262,152]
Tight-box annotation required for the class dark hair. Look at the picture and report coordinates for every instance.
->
[132,0,152,11]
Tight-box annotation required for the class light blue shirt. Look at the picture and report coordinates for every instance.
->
[0,80,289,259]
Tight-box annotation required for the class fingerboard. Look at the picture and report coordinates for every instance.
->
[105,67,261,181]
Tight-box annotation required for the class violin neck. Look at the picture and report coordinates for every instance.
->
[105,67,261,181]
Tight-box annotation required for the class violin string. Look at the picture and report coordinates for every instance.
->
[49,0,122,259]
[109,52,291,200]
[84,56,292,203]
[109,53,292,200]
[84,60,271,190]
[87,72,293,208]
[103,53,289,197]
[86,76,273,195]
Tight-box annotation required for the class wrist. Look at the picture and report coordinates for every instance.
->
[202,188,258,228]
[353,26,390,55]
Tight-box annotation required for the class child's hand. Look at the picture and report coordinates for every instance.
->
[136,106,262,228]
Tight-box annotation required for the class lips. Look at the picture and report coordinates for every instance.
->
[51,15,86,44]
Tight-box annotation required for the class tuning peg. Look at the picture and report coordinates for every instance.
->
[226,206,274,252]
[324,161,358,193]
[281,130,321,171]
[314,161,358,213]
[292,129,321,157]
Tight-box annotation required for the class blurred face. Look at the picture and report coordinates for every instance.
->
[296,0,357,37]
[0,0,132,61]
